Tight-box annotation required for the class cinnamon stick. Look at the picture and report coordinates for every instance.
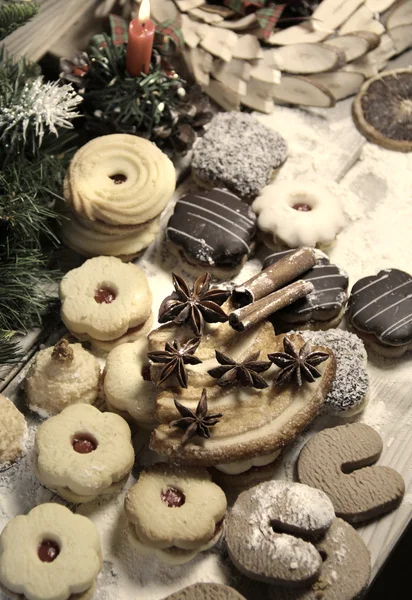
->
[232,247,316,307]
[229,280,314,332]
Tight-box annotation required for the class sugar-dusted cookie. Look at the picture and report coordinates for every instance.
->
[35,404,134,503]
[60,256,152,345]
[167,188,257,278]
[164,584,246,600]
[104,338,157,429]
[263,249,349,330]
[297,424,405,523]
[253,181,345,250]
[299,329,369,416]
[267,518,370,600]
[64,134,176,232]
[226,481,335,586]
[0,503,102,600]
[0,394,26,468]
[348,268,412,357]
[125,464,227,565]
[192,112,288,200]
[25,339,101,417]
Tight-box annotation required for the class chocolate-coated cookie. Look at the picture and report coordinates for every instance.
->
[163,583,246,600]
[348,268,412,356]
[167,189,256,276]
[263,249,348,329]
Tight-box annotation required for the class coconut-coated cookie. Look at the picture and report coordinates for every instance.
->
[0,503,102,600]
[125,464,227,565]
[25,339,101,417]
[164,584,246,600]
[226,480,335,586]
[60,256,152,343]
[35,404,134,503]
[0,394,26,467]
[297,424,405,523]
[192,112,288,200]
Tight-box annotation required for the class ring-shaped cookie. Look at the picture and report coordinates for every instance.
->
[252,181,345,249]
[64,134,176,227]
[60,256,152,342]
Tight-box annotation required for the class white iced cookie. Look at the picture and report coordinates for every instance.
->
[25,339,100,417]
[125,464,227,565]
[0,394,27,467]
[64,133,176,230]
[104,338,157,428]
[0,503,102,600]
[60,256,152,342]
[252,181,345,249]
[34,404,134,503]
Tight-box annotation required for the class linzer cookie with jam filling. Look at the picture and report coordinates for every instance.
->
[60,256,153,352]
[166,188,257,278]
[124,464,227,565]
[34,404,134,503]
[0,503,102,600]
[348,268,412,357]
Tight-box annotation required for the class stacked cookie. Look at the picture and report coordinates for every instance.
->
[62,133,176,261]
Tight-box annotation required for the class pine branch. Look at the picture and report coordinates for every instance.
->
[0,1,39,42]
[0,330,23,364]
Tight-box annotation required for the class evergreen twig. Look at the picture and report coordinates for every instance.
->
[0,0,39,41]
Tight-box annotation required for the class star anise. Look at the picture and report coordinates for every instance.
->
[147,338,202,388]
[208,350,271,389]
[158,273,230,337]
[170,389,222,445]
[268,337,329,387]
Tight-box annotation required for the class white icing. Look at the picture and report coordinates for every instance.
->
[215,450,281,474]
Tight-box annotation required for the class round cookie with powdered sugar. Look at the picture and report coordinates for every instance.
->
[348,268,412,357]
[191,112,288,200]
[263,249,349,330]
[164,584,246,600]
[167,188,257,278]
[299,329,369,416]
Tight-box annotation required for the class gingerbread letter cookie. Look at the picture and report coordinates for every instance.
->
[35,404,135,503]
[0,503,102,600]
[0,394,26,468]
[348,268,412,357]
[164,584,246,600]
[125,464,227,565]
[297,423,405,523]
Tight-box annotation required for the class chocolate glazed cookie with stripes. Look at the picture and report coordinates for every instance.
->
[263,249,349,331]
[166,189,257,279]
[348,268,412,357]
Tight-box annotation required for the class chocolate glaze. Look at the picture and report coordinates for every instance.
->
[349,268,412,347]
[167,189,256,269]
[263,249,348,323]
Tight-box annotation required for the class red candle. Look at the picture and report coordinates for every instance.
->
[126,0,155,76]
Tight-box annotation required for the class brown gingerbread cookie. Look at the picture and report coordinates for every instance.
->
[297,423,405,523]
[163,583,246,600]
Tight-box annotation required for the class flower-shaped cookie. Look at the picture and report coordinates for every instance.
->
[0,503,102,600]
[35,404,134,503]
[26,340,101,417]
[60,256,152,342]
[0,394,27,467]
[125,464,227,565]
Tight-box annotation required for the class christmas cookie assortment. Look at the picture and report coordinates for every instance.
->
[0,503,102,600]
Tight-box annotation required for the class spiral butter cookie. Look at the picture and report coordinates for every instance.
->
[35,404,134,503]
[263,249,349,330]
[267,518,370,600]
[348,268,412,357]
[167,188,257,279]
[253,181,345,250]
[60,256,152,348]
[104,338,157,429]
[0,394,27,468]
[124,464,227,565]
[297,424,405,523]
[299,330,369,416]
[64,134,176,232]
[226,481,335,586]
[192,112,288,200]
[0,503,102,600]
[25,339,101,417]
[164,584,246,600]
